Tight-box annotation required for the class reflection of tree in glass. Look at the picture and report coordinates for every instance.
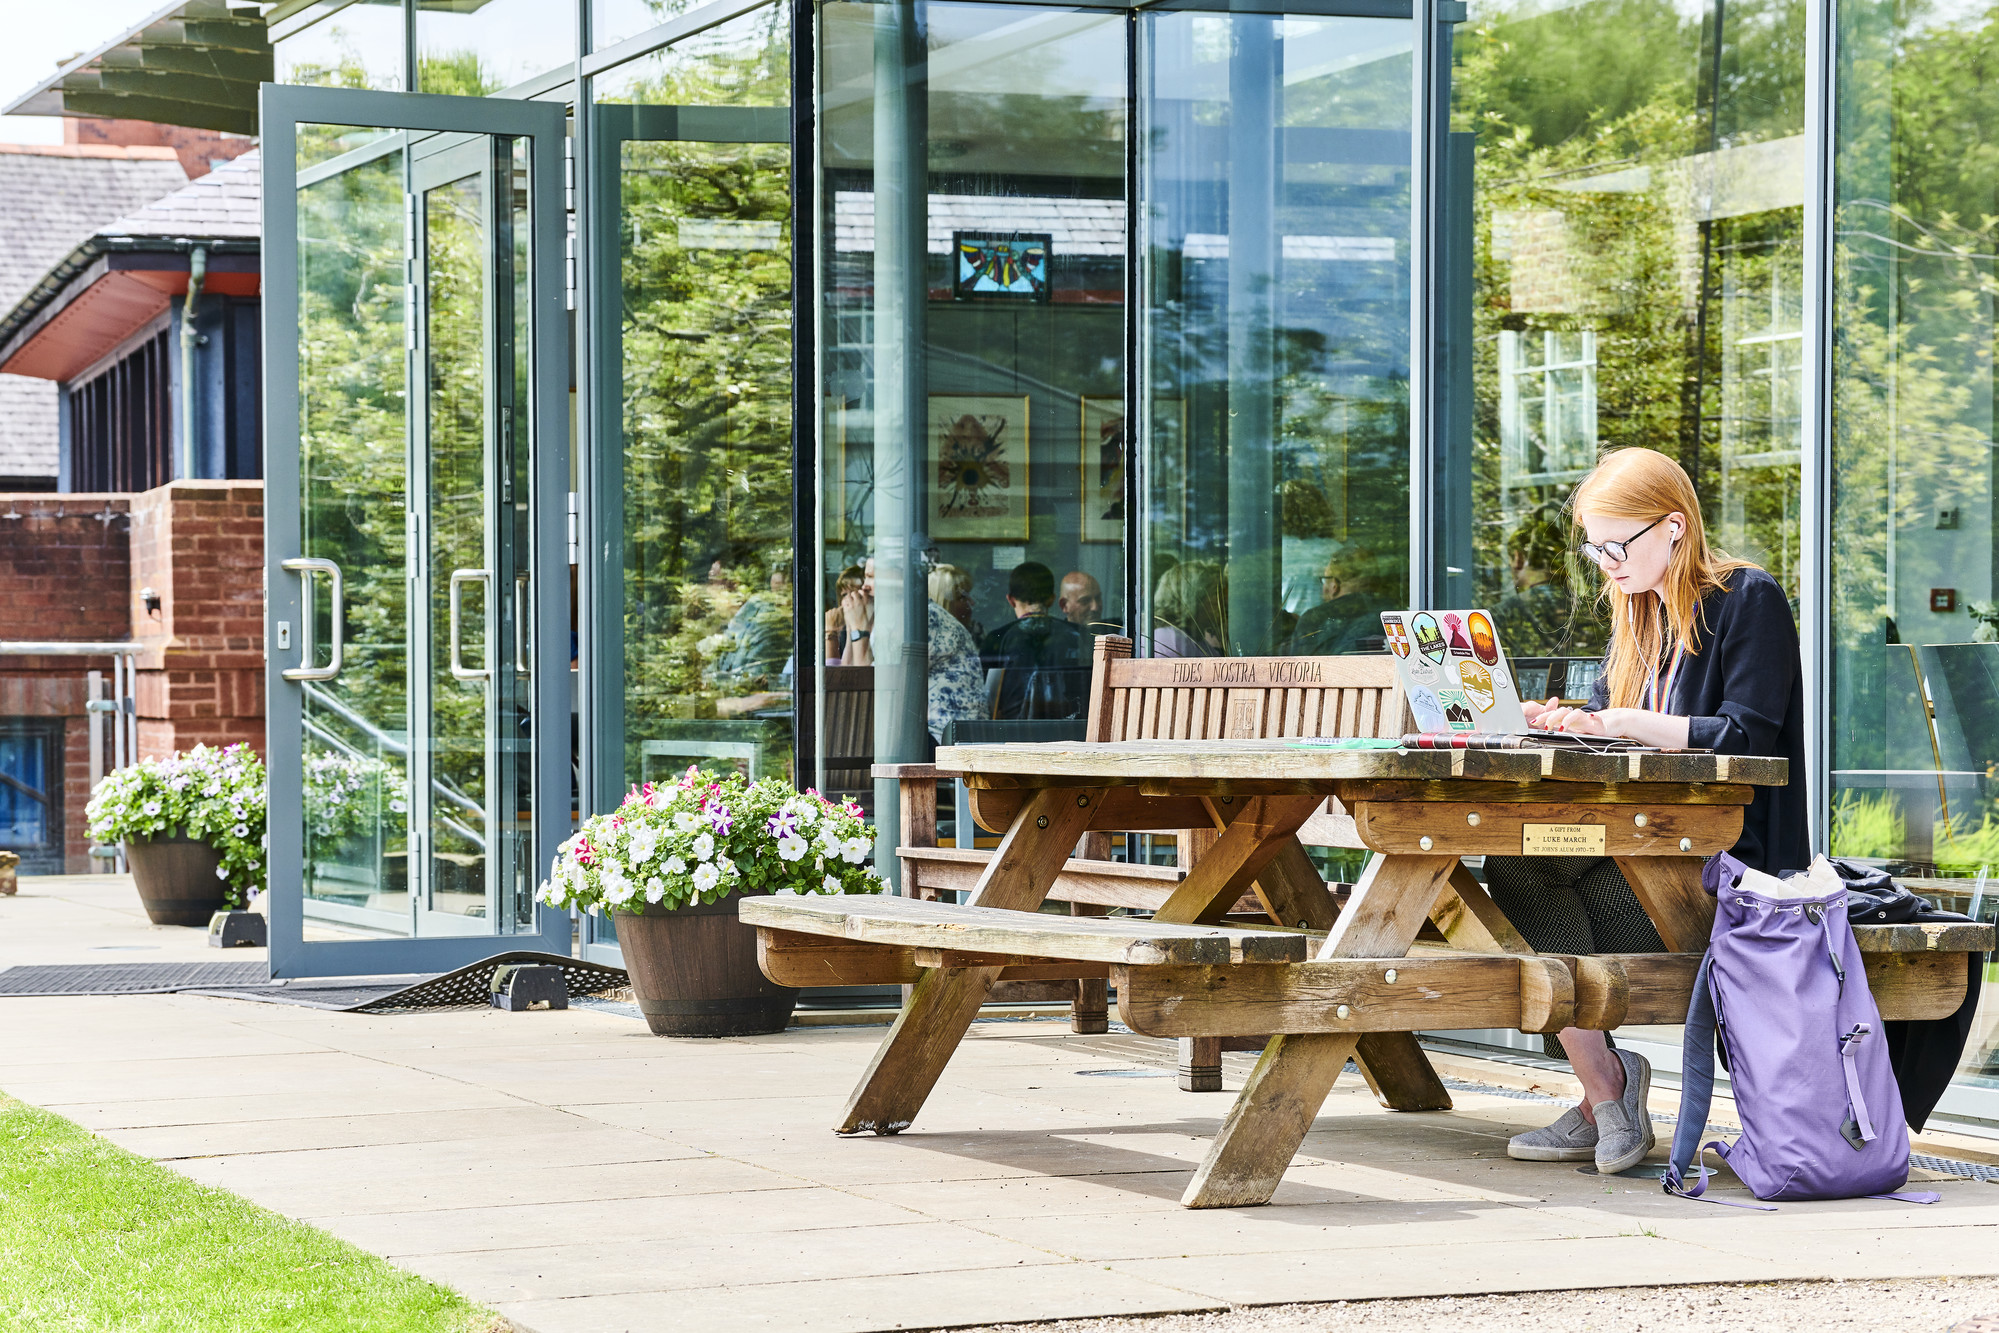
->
[299,158,409,735]
[425,177,491,837]
[1455,0,1807,657]
[606,14,793,782]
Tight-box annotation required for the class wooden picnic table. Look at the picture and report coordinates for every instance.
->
[743,737,1987,1209]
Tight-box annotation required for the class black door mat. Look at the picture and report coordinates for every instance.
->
[0,952,628,1014]
[188,951,630,1013]
[0,962,271,996]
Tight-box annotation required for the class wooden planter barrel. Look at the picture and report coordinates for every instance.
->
[126,837,229,927]
[615,894,799,1037]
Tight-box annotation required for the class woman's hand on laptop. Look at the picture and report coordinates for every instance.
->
[1533,704,1693,749]
[1521,697,1560,725]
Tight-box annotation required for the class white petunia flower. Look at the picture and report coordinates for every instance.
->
[842,836,869,865]
[215,866,229,880]
[143,801,161,816]
[777,834,806,862]
[693,862,721,894]
[822,873,842,892]
[232,823,249,838]
[644,876,665,904]
[666,855,687,875]
[674,811,703,833]
[692,832,714,861]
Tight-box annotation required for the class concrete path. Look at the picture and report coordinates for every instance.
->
[3,876,1998,1333]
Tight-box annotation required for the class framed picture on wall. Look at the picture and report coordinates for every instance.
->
[928,395,1030,541]
[1079,397,1125,545]
[952,232,1052,301]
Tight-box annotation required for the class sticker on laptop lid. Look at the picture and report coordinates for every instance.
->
[1437,689,1477,730]
[1458,659,1496,712]
[1412,612,1447,664]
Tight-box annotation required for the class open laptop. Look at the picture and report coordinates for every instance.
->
[1379,609,1531,735]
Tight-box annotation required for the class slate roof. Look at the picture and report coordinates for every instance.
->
[102,148,259,241]
[0,144,189,483]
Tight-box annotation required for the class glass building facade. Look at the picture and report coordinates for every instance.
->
[253,0,1999,1120]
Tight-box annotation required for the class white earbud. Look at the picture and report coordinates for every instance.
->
[1669,523,1682,542]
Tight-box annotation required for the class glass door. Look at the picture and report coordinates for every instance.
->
[263,86,570,976]
[582,101,794,964]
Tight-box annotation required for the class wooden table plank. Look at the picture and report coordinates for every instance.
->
[1349,800,1743,857]
[1114,954,1530,1035]
[936,740,1789,790]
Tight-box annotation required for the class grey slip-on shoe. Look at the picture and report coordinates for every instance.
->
[1592,1049,1656,1175]
[1506,1104,1598,1162]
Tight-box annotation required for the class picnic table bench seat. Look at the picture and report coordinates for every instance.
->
[745,893,1993,1033]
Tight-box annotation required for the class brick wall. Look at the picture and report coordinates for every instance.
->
[0,496,133,867]
[0,482,265,870]
[128,481,266,758]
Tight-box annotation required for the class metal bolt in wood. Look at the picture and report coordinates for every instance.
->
[1036,815,1048,828]
[1336,1004,1350,1019]
[1679,837,1693,851]
[1418,835,1433,851]
[1466,812,1480,826]
[1634,812,1649,827]
[1075,792,1090,806]
[1384,968,1398,983]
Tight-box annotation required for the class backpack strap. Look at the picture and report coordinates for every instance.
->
[1663,952,1778,1211]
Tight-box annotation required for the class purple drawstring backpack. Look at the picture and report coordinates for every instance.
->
[1664,852,1939,1209]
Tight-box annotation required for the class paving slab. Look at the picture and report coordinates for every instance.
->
[4,876,1998,1332]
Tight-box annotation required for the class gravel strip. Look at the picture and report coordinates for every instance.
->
[944,1277,1999,1333]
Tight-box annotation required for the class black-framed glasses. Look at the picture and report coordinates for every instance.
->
[1579,515,1665,565]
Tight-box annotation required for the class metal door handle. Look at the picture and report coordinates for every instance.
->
[279,557,343,682]
[449,568,489,682]
[514,571,531,679]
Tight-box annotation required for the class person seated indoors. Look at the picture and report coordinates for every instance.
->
[929,563,983,641]
[980,561,1088,718]
[1150,560,1227,658]
[1498,446,1808,1179]
[1290,548,1397,656]
[1057,569,1112,633]
[836,557,984,746]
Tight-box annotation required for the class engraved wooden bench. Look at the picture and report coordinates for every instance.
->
[878,635,1410,1086]
[742,737,1993,1209]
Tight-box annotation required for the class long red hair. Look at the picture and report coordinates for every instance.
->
[1571,448,1756,710]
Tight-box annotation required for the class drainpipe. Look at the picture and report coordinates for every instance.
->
[179,245,207,481]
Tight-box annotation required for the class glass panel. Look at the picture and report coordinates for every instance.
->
[274,0,407,92]
[417,0,576,94]
[1830,0,1999,1097]
[592,4,788,104]
[819,2,1128,835]
[0,721,60,874]
[593,0,704,53]
[296,128,412,935]
[1140,13,1411,658]
[1456,0,1806,672]
[598,4,795,804]
[423,165,495,925]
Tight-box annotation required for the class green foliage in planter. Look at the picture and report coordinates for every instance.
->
[85,745,266,908]
[537,767,887,915]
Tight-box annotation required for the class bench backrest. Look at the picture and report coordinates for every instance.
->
[1084,636,1407,744]
[822,665,875,795]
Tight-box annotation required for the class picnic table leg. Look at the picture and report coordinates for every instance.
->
[835,784,1107,1135]
[1195,818,1452,1115]
[1614,856,1716,953]
[1180,851,1460,1208]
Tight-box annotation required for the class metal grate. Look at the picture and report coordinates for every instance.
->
[190,951,629,1013]
[0,962,269,996]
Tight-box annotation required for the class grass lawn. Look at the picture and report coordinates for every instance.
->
[0,1094,501,1332]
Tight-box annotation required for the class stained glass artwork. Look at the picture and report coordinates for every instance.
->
[952,232,1051,300]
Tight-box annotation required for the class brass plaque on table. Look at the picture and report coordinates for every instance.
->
[1521,822,1606,856]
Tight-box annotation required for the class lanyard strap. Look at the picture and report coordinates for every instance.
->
[1647,637,1684,713]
